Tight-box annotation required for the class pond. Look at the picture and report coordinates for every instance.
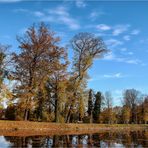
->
[0,130,148,147]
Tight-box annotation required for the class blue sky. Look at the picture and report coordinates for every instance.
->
[0,0,148,105]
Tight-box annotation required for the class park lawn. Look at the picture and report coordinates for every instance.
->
[0,120,147,136]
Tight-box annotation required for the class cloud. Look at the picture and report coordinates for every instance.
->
[105,39,123,48]
[112,24,130,36]
[0,0,21,2]
[14,6,80,30]
[48,6,69,16]
[140,38,148,44]
[13,8,29,13]
[0,35,11,39]
[104,73,124,78]
[18,27,28,34]
[127,52,133,55]
[43,6,80,30]
[89,73,125,82]
[89,10,105,20]
[14,9,44,18]
[120,48,127,52]
[75,0,86,8]
[103,52,143,65]
[96,24,111,31]
[123,35,130,41]
[125,59,141,64]
[131,29,140,35]
[33,11,44,17]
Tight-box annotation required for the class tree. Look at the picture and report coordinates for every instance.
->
[87,89,93,123]
[0,45,8,90]
[12,23,68,121]
[0,44,12,108]
[93,91,103,123]
[65,32,108,123]
[123,89,141,123]
[143,96,148,124]
[122,105,131,124]
[104,91,113,124]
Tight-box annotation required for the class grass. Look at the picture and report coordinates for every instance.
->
[0,120,147,136]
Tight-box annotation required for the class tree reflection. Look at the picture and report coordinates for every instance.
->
[3,130,148,147]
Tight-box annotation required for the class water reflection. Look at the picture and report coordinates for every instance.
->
[1,130,148,147]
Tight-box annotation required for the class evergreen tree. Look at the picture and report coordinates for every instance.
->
[93,91,102,123]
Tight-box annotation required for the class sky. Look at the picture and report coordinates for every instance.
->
[0,0,148,105]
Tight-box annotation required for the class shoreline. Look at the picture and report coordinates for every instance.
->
[0,120,147,136]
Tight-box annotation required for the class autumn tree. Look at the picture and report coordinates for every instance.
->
[45,55,69,122]
[0,44,12,108]
[122,105,131,124]
[12,23,68,121]
[142,96,148,124]
[104,91,113,124]
[123,89,141,123]
[65,32,108,123]
[0,45,8,89]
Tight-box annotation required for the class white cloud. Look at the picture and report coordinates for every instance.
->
[34,11,44,17]
[14,9,44,17]
[105,39,123,48]
[140,38,148,44]
[75,0,86,8]
[103,52,143,65]
[128,52,133,55]
[104,73,123,78]
[126,59,140,64]
[48,6,69,16]
[103,52,115,60]
[120,48,127,52]
[88,73,125,82]
[19,27,28,34]
[13,8,29,13]
[14,6,80,30]
[96,24,111,31]
[112,24,130,36]
[123,35,130,41]
[0,0,21,2]
[131,29,140,35]
[43,6,80,30]
[0,35,10,39]
[89,10,105,20]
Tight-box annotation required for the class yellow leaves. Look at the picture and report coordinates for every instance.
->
[0,84,12,102]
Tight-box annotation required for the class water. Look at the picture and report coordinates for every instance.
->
[0,130,148,147]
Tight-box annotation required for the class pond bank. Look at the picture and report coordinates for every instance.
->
[0,120,147,136]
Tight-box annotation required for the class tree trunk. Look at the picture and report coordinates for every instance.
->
[55,98,59,122]
[24,109,29,121]
[66,107,71,123]
[55,88,60,123]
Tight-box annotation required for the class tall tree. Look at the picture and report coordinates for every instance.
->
[87,89,93,123]
[0,45,8,89]
[12,23,68,121]
[93,91,103,123]
[123,89,141,123]
[142,96,148,124]
[65,32,108,123]
[104,91,113,124]
[0,44,12,107]
[122,105,131,124]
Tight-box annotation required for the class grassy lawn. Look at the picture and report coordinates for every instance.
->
[0,120,147,136]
